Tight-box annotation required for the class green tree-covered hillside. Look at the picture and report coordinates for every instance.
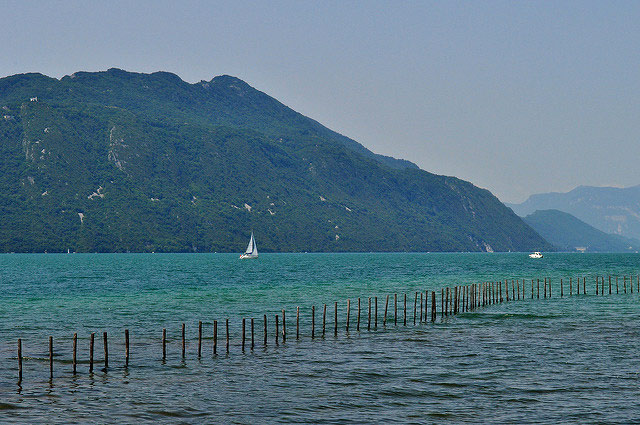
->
[0,69,552,253]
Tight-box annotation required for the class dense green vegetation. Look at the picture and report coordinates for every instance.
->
[524,209,639,252]
[0,69,552,253]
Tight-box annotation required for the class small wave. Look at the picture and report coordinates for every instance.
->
[0,402,23,410]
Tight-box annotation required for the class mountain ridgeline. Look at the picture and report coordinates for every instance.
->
[0,69,551,253]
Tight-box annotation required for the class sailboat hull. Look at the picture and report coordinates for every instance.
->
[239,253,258,259]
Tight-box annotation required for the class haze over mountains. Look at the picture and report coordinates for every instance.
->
[523,209,639,253]
[508,185,640,241]
[0,69,551,253]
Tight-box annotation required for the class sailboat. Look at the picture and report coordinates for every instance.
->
[239,232,258,259]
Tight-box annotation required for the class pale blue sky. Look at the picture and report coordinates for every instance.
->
[2,1,639,202]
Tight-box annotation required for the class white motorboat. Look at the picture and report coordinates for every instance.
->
[529,251,543,258]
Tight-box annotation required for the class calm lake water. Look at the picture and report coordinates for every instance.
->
[1,253,639,423]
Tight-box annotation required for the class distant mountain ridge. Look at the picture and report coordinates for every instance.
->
[523,209,640,253]
[0,69,552,253]
[508,185,640,241]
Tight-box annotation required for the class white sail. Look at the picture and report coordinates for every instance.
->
[240,232,258,258]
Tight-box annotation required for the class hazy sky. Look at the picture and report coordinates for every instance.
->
[2,1,639,202]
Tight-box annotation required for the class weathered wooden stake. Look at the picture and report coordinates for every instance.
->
[431,291,436,321]
[570,277,573,295]
[226,319,230,353]
[561,279,563,297]
[544,278,547,298]
[103,332,108,369]
[420,292,423,322]
[517,280,520,300]
[583,277,586,294]
[549,278,552,297]
[367,297,371,330]
[90,332,95,371]
[394,293,398,325]
[124,329,129,367]
[334,301,338,336]
[312,306,316,338]
[213,320,218,354]
[323,304,327,336]
[357,298,361,331]
[297,306,300,339]
[413,292,417,325]
[18,338,22,383]
[609,275,612,294]
[198,321,202,358]
[384,295,389,326]
[73,332,78,373]
[346,299,351,332]
[275,315,279,345]
[181,323,186,358]
[49,336,53,378]
[596,276,599,295]
[251,318,255,349]
[375,296,378,328]
[242,318,246,352]
[282,309,286,343]
[263,315,267,345]
[403,293,407,326]
[442,288,445,317]
[616,276,619,294]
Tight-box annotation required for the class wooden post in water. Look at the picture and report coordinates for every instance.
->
[602,276,605,295]
[323,304,327,336]
[312,306,315,339]
[125,329,129,367]
[512,280,515,301]
[394,293,398,325]
[549,278,552,297]
[181,323,186,359]
[403,293,407,326]
[49,336,53,379]
[583,277,586,294]
[17,339,22,384]
[431,291,436,321]
[263,315,267,345]
[357,298,361,331]
[561,279,563,297]
[73,332,78,373]
[242,318,246,352]
[251,318,255,350]
[103,332,109,369]
[616,276,619,294]
[346,299,351,332]
[367,298,371,331]
[625,276,627,294]
[297,306,300,339]
[609,276,612,294]
[537,279,540,299]
[198,321,202,358]
[282,309,286,343]
[499,281,503,303]
[413,292,417,324]
[577,276,580,295]
[570,277,573,296]
[213,320,218,354]
[384,295,389,326]
[334,302,338,336]
[375,296,378,328]
[596,276,599,295]
[420,292,423,322]
[517,280,520,300]
[226,319,230,353]
[275,315,279,345]
[544,278,547,298]
[90,332,95,371]
[453,287,458,314]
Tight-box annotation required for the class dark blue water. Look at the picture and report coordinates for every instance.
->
[1,253,639,423]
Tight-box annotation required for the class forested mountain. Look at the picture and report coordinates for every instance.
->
[508,185,640,241]
[524,210,640,253]
[0,69,552,253]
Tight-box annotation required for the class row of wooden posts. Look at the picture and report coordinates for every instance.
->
[15,274,639,384]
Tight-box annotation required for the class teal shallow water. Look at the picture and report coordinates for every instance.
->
[1,253,639,423]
